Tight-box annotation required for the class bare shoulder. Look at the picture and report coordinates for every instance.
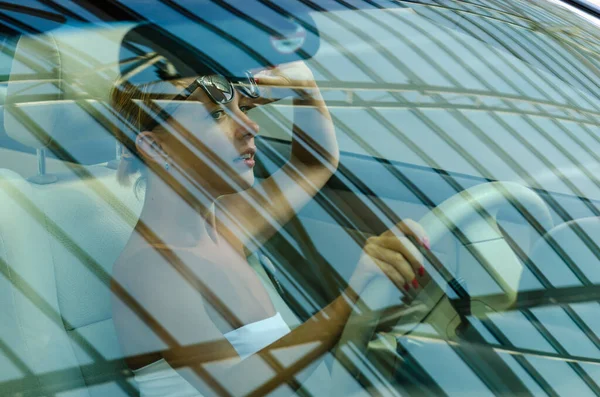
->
[112,245,173,287]
[111,245,227,355]
[111,245,209,313]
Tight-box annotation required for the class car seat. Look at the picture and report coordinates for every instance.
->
[0,23,143,396]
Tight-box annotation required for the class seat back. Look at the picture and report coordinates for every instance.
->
[1,23,145,396]
[0,167,143,396]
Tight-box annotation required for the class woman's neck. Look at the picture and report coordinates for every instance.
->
[135,172,219,248]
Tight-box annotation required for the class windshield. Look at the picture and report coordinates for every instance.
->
[2,1,600,396]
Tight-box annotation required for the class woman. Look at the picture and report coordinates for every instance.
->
[110,61,429,396]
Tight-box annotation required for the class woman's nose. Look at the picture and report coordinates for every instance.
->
[234,112,259,138]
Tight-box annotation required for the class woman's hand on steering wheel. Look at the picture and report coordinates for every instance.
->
[350,219,430,298]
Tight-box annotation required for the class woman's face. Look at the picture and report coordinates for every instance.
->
[156,79,260,195]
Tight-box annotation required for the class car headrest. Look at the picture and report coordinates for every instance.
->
[3,23,137,152]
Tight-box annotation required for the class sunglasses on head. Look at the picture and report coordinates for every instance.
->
[176,71,260,104]
[140,71,260,131]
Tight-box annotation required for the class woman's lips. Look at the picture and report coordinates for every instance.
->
[233,153,256,168]
[234,147,257,168]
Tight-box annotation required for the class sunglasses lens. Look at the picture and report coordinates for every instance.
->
[203,75,234,103]
[237,71,260,98]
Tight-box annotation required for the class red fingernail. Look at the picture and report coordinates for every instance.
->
[404,283,410,292]
[412,278,419,289]
[422,237,431,250]
[418,266,425,277]
[254,77,260,83]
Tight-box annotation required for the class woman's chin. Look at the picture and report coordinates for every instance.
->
[238,174,255,190]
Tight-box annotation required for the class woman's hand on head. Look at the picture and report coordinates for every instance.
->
[252,61,320,104]
[350,219,430,297]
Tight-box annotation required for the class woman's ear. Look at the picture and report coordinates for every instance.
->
[135,131,169,165]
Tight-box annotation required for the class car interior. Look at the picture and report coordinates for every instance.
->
[0,17,473,396]
[3,1,600,396]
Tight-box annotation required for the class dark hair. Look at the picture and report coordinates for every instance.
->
[110,78,192,186]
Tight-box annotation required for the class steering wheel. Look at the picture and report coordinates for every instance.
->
[330,181,553,391]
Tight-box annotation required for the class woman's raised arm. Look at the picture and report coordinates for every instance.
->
[217,62,339,252]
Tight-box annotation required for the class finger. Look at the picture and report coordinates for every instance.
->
[250,97,278,106]
[254,71,314,91]
[368,256,411,295]
[365,244,419,290]
[378,236,424,274]
[252,74,309,101]
[266,61,312,79]
[402,219,429,248]
[371,257,419,300]
[253,74,293,87]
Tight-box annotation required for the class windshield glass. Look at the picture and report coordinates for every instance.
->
[2,1,600,396]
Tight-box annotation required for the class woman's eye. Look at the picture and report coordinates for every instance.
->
[210,110,226,120]
[240,106,252,114]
